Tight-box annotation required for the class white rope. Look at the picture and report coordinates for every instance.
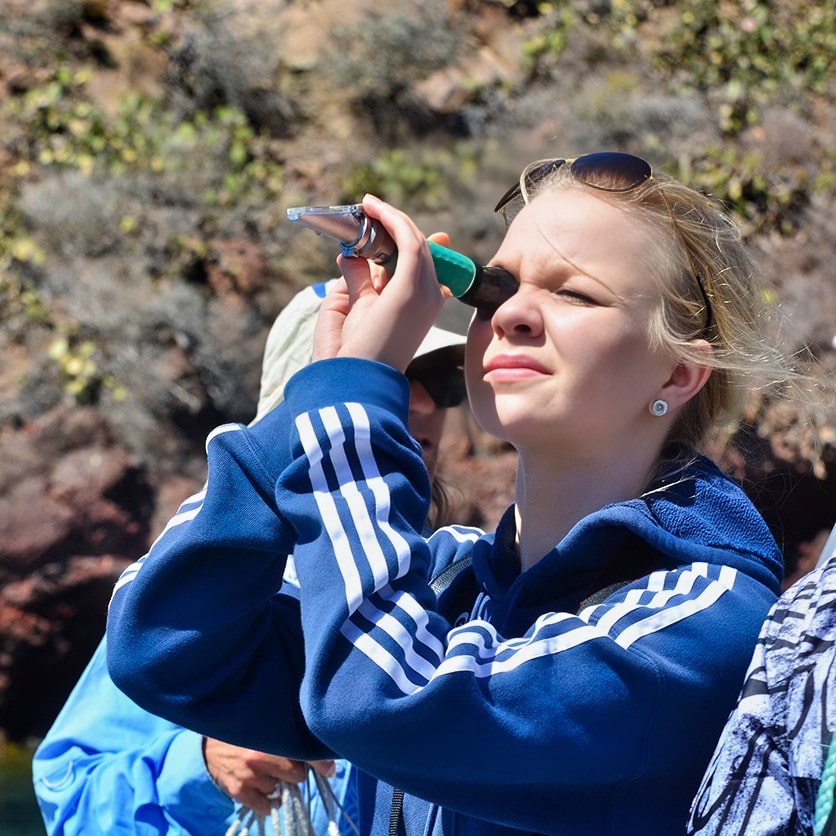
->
[282,780,313,836]
[225,807,255,836]
[226,766,357,835]
[312,769,360,836]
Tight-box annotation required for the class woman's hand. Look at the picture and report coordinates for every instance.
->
[312,195,446,371]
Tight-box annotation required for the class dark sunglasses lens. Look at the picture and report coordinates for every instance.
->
[412,368,466,409]
[493,159,566,213]
[569,152,651,192]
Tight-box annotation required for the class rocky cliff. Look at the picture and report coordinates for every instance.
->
[0,0,833,742]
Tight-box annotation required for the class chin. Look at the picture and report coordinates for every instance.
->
[477,400,528,438]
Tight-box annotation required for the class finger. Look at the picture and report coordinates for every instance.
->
[309,758,337,778]
[368,258,391,294]
[236,787,274,817]
[320,275,351,313]
[330,195,444,369]
[266,759,307,784]
[337,253,376,307]
[361,195,443,313]
[313,278,351,361]
[245,752,309,785]
[361,195,442,293]
[367,230,448,295]
[254,772,285,795]
[427,231,451,248]
[360,195,431,282]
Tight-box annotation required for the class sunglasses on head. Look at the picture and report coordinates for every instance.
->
[493,151,653,214]
[406,363,466,409]
[493,151,714,336]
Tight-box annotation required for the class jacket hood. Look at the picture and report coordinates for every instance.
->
[477,455,783,606]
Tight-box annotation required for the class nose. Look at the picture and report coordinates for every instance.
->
[489,284,543,339]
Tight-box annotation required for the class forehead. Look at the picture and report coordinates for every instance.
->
[497,186,661,290]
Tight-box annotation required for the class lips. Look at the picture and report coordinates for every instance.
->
[484,353,550,377]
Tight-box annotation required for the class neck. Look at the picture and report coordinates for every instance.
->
[512,444,660,572]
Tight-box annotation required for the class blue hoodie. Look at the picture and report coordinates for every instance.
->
[108,358,782,835]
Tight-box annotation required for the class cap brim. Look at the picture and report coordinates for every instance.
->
[415,295,470,358]
[252,283,469,423]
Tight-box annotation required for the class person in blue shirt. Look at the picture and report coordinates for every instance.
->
[32,635,352,835]
[33,277,468,835]
[106,152,803,834]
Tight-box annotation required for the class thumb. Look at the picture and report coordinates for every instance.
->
[337,253,377,306]
[427,231,451,248]
[312,277,349,361]
[308,759,337,778]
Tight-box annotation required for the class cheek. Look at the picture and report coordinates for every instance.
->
[464,328,490,405]
[464,319,490,376]
[569,313,646,362]
[463,355,505,438]
[583,331,668,404]
[426,409,447,445]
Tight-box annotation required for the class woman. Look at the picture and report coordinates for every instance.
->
[108,153,795,834]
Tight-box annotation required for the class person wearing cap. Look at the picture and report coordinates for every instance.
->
[255,279,470,519]
[32,281,468,835]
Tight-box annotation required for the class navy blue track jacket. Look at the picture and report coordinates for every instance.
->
[108,357,782,834]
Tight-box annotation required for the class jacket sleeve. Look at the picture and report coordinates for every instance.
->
[33,638,234,835]
[105,402,328,759]
[280,359,778,832]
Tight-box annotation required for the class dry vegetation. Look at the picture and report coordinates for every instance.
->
[0,0,834,741]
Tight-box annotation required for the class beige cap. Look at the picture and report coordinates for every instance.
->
[251,281,468,424]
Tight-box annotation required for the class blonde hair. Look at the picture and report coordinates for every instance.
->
[502,159,802,451]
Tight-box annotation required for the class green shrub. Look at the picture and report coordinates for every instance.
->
[341,145,480,211]
[670,146,830,236]
[0,202,48,333]
[4,68,284,207]
[653,0,835,133]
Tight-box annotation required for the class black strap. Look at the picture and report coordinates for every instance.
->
[389,788,405,836]
[432,554,477,624]
[429,555,474,596]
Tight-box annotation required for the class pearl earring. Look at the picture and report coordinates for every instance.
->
[650,399,669,417]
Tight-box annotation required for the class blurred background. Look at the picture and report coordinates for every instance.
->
[0,0,833,830]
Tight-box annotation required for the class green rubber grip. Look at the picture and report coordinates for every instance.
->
[428,241,477,299]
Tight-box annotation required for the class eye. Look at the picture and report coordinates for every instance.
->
[555,287,597,305]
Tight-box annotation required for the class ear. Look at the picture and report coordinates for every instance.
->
[658,340,713,411]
